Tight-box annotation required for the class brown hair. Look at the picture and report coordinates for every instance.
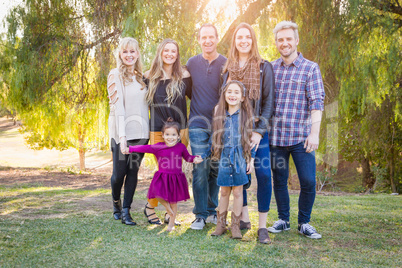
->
[161,117,181,135]
[223,23,262,73]
[145,39,184,105]
[211,81,254,162]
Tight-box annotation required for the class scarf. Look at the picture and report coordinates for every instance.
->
[227,58,260,100]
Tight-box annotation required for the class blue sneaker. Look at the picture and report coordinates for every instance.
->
[267,219,290,233]
[298,223,322,239]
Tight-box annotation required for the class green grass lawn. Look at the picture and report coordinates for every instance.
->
[1,181,401,267]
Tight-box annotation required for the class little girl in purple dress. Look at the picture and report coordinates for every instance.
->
[127,119,203,231]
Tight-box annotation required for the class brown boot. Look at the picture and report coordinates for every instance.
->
[211,211,227,236]
[230,212,242,239]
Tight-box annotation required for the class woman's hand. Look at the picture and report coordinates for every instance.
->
[119,136,128,154]
[193,156,203,164]
[250,132,262,150]
[247,158,255,174]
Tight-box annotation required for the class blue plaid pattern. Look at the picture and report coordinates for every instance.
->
[270,53,325,146]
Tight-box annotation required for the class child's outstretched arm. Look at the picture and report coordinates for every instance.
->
[193,156,203,164]
[127,144,156,155]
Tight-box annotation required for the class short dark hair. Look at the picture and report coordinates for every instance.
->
[198,23,218,39]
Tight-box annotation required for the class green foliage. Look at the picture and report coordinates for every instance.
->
[0,0,128,168]
[122,0,209,67]
[317,167,339,192]
[335,0,402,192]
[371,165,389,193]
[267,0,402,193]
[18,56,109,152]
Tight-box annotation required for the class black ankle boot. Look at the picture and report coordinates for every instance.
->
[113,199,122,220]
[121,208,136,225]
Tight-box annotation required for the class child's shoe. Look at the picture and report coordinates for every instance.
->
[211,211,227,236]
[230,212,242,239]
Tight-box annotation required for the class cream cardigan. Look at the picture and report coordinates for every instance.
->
[107,68,149,144]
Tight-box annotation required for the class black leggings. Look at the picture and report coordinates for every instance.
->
[110,138,149,209]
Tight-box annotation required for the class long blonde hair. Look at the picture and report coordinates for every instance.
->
[145,39,184,104]
[223,23,262,72]
[116,37,145,89]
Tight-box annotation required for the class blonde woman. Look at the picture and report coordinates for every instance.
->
[143,38,192,225]
[107,37,149,225]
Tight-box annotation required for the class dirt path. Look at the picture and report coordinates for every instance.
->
[0,117,111,169]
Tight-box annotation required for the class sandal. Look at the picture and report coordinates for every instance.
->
[143,204,162,225]
[164,213,181,226]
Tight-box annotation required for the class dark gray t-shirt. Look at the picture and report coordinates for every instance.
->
[186,54,227,130]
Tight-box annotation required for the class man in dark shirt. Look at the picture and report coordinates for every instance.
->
[186,23,227,230]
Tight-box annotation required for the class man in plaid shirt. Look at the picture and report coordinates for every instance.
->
[268,21,325,239]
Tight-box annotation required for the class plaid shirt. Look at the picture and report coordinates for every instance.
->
[270,53,325,146]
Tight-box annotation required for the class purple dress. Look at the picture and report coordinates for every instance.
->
[129,142,195,203]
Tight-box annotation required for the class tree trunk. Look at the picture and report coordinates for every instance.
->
[78,123,86,171]
[388,108,397,193]
[217,0,273,54]
[79,146,85,171]
[361,157,375,189]
[389,143,397,193]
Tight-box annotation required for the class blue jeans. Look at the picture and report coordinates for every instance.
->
[189,128,219,220]
[270,142,316,224]
[242,132,272,212]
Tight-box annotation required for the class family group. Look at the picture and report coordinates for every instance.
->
[107,20,325,244]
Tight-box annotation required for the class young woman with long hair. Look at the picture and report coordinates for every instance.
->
[107,37,149,225]
[142,38,192,225]
[221,23,275,243]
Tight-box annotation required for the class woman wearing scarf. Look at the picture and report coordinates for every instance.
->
[221,23,275,244]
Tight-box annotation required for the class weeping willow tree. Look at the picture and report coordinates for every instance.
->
[1,0,131,170]
[20,55,108,170]
[335,0,402,192]
[0,0,273,170]
[123,0,273,65]
[264,0,401,192]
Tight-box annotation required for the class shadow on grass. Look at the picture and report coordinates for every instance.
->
[0,186,110,218]
[0,167,109,190]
